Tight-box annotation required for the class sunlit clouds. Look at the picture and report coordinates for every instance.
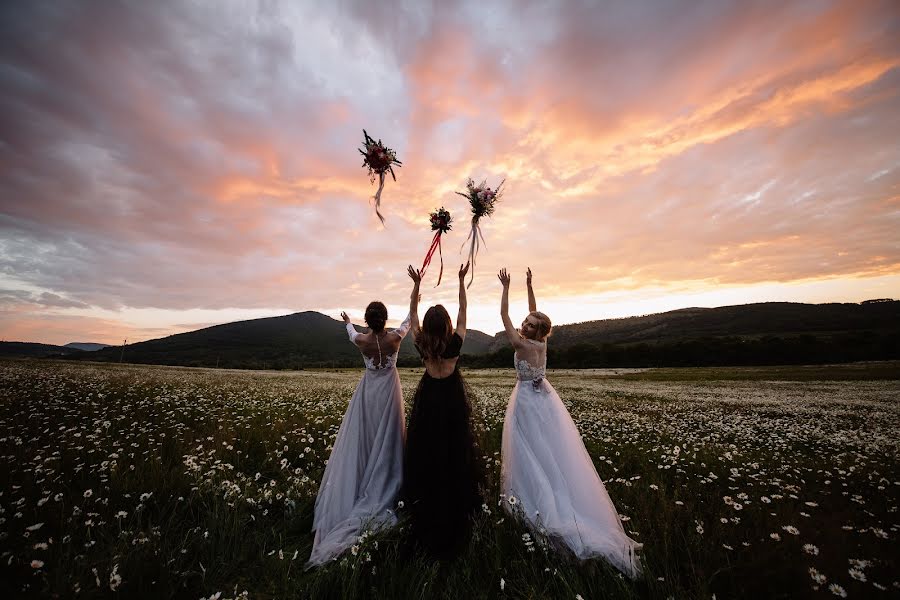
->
[1,0,899,344]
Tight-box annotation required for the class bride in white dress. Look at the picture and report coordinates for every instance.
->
[307,301,410,567]
[497,268,642,578]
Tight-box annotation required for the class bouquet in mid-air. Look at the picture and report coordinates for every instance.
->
[359,129,402,224]
[456,178,504,288]
[420,207,452,286]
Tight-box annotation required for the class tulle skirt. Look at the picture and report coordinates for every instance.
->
[501,378,643,578]
[402,369,484,558]
[308,367,405,567]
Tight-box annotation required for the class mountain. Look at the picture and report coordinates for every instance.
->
[467,300,900,368]
[27,299,900,369]
[486,300,900,352]
[69,311,496,369]
[65,342,110,351]
[0,342,85,358]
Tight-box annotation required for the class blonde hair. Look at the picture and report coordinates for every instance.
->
[528,311,552,341]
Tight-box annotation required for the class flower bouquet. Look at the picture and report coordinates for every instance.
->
[421,207,452,286]
[456,178,504,288]
[359,129,402,224]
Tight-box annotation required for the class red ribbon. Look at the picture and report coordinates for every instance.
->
[421,230,445,286]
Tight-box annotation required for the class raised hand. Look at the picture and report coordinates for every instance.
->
[498,267,511,288]
[526,267,537,312]
[458,261,471,280]
[407,265,422,284]
[340,311,351,324]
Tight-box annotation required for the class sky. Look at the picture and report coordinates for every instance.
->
[1,0,899,346]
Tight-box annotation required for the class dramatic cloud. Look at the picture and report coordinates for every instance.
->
[1,0,899,344]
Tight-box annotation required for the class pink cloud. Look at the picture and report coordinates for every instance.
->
[1,0,899,344]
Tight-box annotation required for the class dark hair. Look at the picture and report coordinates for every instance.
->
[364,301,388,333]
[416,305,452,359]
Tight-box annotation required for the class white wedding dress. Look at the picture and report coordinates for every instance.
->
[501,339,643,578]
[307,316,410,567]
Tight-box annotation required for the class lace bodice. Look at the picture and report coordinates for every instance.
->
[346,313,411,371]
[363,351,399,372]
[514,339,547,389]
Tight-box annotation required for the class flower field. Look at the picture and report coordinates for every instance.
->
[1,359,897,599]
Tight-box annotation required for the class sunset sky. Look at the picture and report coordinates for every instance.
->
[1,0,899,346]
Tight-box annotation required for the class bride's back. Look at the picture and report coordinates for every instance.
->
[355,331,402,368]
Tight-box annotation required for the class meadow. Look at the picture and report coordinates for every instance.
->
[0,358,897,599]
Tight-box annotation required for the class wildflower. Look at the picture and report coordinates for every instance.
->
[31,559,44,569]
[83,489,93,498]
[500,578,505,591]
[803,544,819,556]
[782,525,799,535]
[25,523,44,532]
[848,568,866,582]
[809,567,826,584]
[351,545,359,556]
[828,583,846,597]
[769,533,781,541]
[507,496,518,506]
[109,564,122,591]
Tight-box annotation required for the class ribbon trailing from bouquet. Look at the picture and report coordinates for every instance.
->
[421,207,452,286]
[359,129,402,224]
[456,178,504,288]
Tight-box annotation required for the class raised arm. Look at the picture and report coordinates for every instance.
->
[526,267,537,313]
[455,261,470,340]
[391,311,412,340]
[407,265,421,340]
[498,268,522,347]
[341,311,361,345]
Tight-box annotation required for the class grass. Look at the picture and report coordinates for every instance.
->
[0,358,897,598]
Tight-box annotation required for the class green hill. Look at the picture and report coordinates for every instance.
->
[16,300,899,369]
[70,311,495,369]
[0,342,85,358]
[470,300,900,367]
[487,300,900,351]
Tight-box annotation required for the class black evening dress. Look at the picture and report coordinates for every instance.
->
[402,332,484,558]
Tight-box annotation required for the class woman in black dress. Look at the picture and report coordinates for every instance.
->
[402,261,484,559]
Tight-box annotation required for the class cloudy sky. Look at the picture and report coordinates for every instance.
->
[1,0,899,345]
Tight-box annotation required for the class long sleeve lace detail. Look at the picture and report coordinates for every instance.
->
[346,322,360,343]
[392,312,412,340]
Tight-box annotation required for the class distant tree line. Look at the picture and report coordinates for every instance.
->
[81,331,899,371]
[462,331,900,369]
